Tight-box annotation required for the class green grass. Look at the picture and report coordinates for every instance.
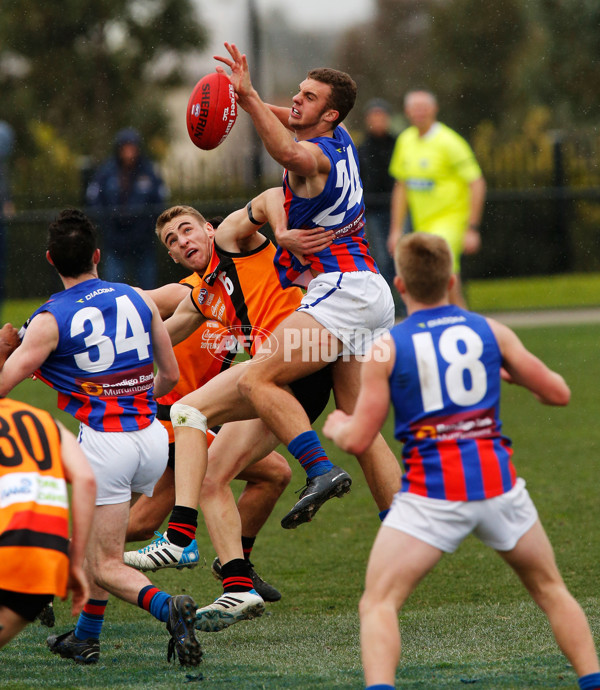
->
[2,301,600,688]
[6,271,600,323]
[467,272,600,312]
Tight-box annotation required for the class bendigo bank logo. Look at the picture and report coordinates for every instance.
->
[203,325,277,363]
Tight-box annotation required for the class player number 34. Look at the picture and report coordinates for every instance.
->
[71,295,151,373]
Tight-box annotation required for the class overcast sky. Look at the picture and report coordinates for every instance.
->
[255,0,375,29]
[196,0,375,61]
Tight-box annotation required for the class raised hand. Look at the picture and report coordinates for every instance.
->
[214,42,254,106]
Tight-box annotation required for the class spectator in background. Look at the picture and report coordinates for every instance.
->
[85,128,167,289]
[0,122,15,320]
[388,90,486,308]
[357,99,397,294]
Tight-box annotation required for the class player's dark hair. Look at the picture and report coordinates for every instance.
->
[207,216,224,230]
[47,208,97,278]
[308,68,357,127]
[156,205,207,241]
[394,233,453,304]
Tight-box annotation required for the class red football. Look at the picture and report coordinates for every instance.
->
[186,72,237,150]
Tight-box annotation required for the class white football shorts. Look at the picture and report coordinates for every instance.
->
[78,418,169,506]
[297,271,394,356]
[384,478,538,553]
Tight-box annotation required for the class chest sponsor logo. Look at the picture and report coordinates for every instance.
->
[76,362,154,397]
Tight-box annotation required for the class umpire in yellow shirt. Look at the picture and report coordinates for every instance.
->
[388,90,486,307]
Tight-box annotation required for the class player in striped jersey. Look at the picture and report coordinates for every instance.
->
[0,209,201,666]
[214,43,401,529]
[0,395,96,651]
[323,232,600,690]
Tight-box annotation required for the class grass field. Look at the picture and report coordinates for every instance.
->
[1,295,600,688]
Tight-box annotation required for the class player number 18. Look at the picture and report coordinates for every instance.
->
[412,325,487,413]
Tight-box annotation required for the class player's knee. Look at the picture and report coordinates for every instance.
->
[127,521,161,542]
[236,368,254,399]
[242,453,292,491]
[170,402,207,433]
[270,458,292,490]
[528,578,571,612]
[359,588,403,619]
[359,590,378,619]
[198,473,220,501]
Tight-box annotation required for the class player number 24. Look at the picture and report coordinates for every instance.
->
[412,325,487,413]
[71,295,151,372]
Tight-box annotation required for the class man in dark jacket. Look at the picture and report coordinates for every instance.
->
[357,99,397,293]
[86,128,168,289]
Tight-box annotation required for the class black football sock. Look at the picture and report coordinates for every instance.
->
[220,558,253,593]
[241,535,256,563]
[166,505,198,547]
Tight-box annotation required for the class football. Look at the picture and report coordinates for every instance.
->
[186,72,237,150]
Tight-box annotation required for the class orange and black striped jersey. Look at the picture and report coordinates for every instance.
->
[156,273,234,443]
[190,238,303,356]
[0,398,70,597]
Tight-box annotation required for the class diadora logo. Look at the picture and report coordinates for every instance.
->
[202,325,277,363]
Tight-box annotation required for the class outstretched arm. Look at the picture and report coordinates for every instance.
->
[0,313,58,397]
[248,188,333,260]
[323,335,396,455]
[145,283,190,320]
[267,104,295,130]
[488,318,570,405]
[214,42,327,179]
[164,292,206,347]
[136,290,179,398]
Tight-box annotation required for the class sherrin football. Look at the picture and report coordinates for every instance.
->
[186,72,237,150]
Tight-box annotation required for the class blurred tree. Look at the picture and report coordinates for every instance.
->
[426,0,525,135]
[337,0,600,138]
[531,0,600,127]
[337,0,436,125]
[0,0,206,171]
[338,0,525,135]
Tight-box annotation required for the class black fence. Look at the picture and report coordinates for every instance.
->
[4,133,600,299]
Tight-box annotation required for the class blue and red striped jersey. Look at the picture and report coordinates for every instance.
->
[29,278,157,432]
[274,126,379,288]
[388,305,516,501]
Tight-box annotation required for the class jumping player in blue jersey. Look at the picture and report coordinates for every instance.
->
[323,232,600,690]
[215,42,402,529]
[0,209,201,667]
